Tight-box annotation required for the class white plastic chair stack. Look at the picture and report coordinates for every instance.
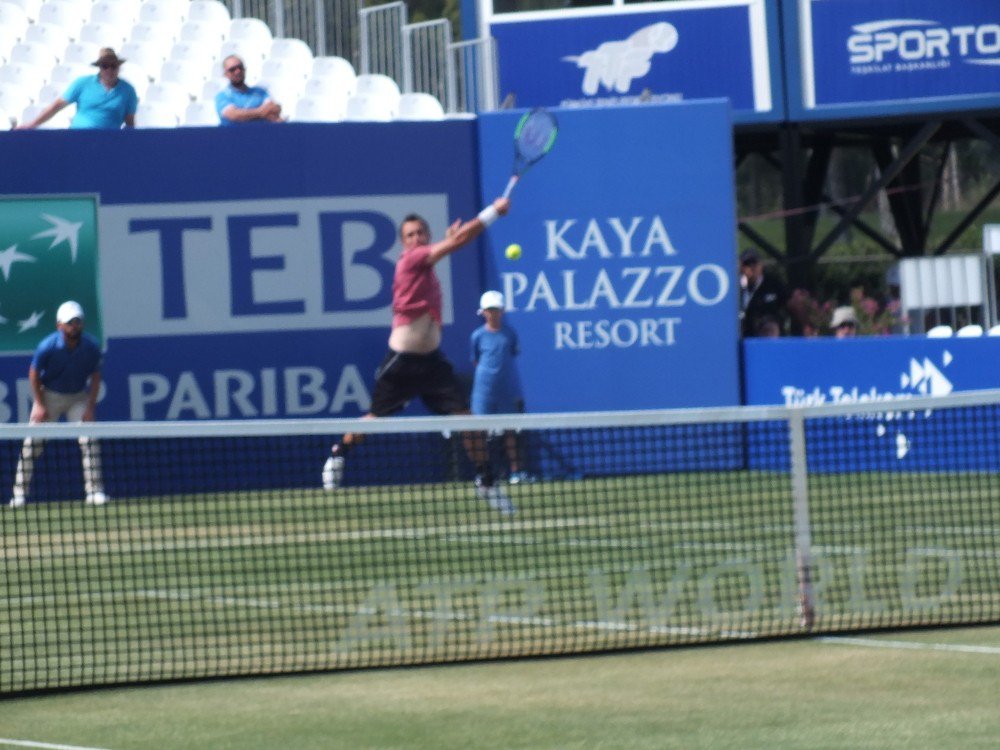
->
[925,325,954,339]
[182,98,218,126]
[955,324,984,338]
[135,99,179,127]
[396,92,444,121]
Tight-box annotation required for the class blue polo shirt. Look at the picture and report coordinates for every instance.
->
[215,85,271,125]
[32,331,103,394]
[63,75,138,129]
[470,324,521,414]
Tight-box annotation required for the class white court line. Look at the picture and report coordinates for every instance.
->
[0,739,113,750]
[818,636,1000,655]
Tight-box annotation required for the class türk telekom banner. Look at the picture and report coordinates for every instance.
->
[785,0,1000,120]
[488,0,783,126]
[477,102,741,412]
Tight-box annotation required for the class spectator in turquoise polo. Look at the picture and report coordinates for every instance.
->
[9,301,107,509]
[215,55,284,125]
[16,48,137,130]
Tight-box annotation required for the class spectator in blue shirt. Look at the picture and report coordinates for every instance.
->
[470,290,529,483]
[9,301,107,508]
[17,48,137,130]
[215,55,283,125]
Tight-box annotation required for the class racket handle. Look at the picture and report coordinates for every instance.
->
[502,175,519,199]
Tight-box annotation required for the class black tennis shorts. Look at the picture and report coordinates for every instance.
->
[369,349,468,416]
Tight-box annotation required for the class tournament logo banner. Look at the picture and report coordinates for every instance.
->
[0,196,103,353]
[489,0,781,125]
[788,0,1000,119]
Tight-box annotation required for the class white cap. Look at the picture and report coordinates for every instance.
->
[478,290,504,313]
[830,306,857,328]
[56,300,85,324]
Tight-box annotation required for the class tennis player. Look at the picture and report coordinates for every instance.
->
[9,301,107,508]
[324,196,515,514]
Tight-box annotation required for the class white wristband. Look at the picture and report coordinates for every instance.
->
[477,205,499,227]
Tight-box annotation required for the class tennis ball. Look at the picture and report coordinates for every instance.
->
[505,243,522,261]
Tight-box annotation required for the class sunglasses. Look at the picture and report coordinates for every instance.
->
[226,64,245,73]
[98,62,120,69]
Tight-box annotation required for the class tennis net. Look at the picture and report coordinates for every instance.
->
[2,390,1000,695]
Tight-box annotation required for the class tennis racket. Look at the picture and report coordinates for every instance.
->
[502,108,558,198]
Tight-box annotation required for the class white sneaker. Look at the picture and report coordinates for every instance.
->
[475,481,515,515]
[9,493,25,509]
[85,491,108,506]
[322,456,344,490]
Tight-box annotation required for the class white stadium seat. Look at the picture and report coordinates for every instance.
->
[396,92,444,121]
[90,0,142,30]
[0,27,23,66]
[135,99,180,128]
[21,100,72,128]
[218,38,264,80]
[355,73,400,102]
[187,0,230,34]
[118,60,150,97]
[256,76,301,111]
[36,81,65,105]
[129,20,178,50]
[37,1,89,39]
[77,22,129,50]
[955,324,984,338]
[309,56,356,84]
[6,0,41,22]
[119,41,168,78]
[138,0,187,32]
[48,61,91,86]
[0,80,33,114]
[62,41,102,66]
[226,18,272,60]
[291,94,345,123]
[169,39,218,69]
[268,37,312,69]
[260,57,309,86]
[988,323,1000,337]
[159,57,210,99]
[0,2,31,39]
[9,41,58,70]
[182,99,219,126]
[344,92,395,122]
[0,103,12,129]
[200,76,227,101]
[179,19,226,47]
[143,80,190,112]
[0,61,47,94]
[23,22,72,60]
[926,325,953,338]
[301,75,354,102]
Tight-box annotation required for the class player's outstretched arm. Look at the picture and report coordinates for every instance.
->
[427,197,510,264]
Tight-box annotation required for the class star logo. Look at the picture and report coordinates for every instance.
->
[0,244,37,282]
[17,310,44,333]
[32,213,84,263]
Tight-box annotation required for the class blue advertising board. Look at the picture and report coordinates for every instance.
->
[487,0,784,126]
[784,0,1000,121]
[477,102,741,412]
[744,337,1000,472]
[0,123,482,423]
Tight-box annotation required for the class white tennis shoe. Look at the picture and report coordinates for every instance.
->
[475,479,515,515]
[9,493,25,508]
[323,456,345,490]
[86,491,108,506]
